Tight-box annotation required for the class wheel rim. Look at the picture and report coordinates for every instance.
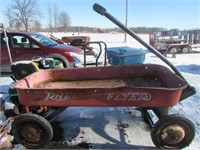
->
[159,124,185,145]
[170,47,177,53]
[151,115,195,149]
[12,114,53,149]
[20,122,45,144]
[182,47,189,53]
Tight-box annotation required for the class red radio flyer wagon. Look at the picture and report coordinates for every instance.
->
[10,3,196,149]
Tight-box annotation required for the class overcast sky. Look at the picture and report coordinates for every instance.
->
[0,0,200,30]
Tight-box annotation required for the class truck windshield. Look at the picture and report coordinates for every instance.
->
[31,34,58,47]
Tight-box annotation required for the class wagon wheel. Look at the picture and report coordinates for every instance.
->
[12,113,53,149]
[151,114,195,149]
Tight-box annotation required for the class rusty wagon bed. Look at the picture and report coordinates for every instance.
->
[13,64,187,107]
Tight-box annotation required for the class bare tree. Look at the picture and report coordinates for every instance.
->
[47,3,53,32]
[4,7,15,30]
[53,4,58,31]
[58,11,71,32]
[31,20,42,32]
[47,3,59,32]
[15,21,23,30]
[5,0,40,31]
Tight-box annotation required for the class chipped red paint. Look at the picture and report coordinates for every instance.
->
[13,64,187,107]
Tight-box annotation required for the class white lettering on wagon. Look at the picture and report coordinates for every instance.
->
[44,91,70,100]
[43,91,151,102]
[106,92,151,101]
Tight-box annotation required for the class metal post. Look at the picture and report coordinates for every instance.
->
[0,23,13,64]
[124,0,128,43]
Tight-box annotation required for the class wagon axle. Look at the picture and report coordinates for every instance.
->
[9,104,195,149]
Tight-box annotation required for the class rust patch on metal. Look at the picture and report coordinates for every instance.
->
[34,77,167,89]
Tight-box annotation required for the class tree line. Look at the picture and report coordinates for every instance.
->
[67,26,166,34]
[4,0,165,34]
[4,0,71,32]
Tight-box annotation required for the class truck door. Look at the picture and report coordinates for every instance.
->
[10,35,44,62]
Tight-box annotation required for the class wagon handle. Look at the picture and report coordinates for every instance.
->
[93,3,183,78]
[93,3,196,101]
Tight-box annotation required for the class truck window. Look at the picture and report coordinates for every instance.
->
[12,36,31,48]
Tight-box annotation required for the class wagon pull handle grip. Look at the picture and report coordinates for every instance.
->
[93,3,107,16]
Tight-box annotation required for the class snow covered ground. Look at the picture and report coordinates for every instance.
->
[0,33,200,149]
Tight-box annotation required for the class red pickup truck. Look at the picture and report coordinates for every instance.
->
[1,31,102,72]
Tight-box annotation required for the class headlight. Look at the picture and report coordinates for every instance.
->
[67,52,84,67]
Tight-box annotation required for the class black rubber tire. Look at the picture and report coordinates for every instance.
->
[12,113,53,149]
[181,46,191,53]
[169,47,178,54]
[151,114,195,149]
[47,54,70,68]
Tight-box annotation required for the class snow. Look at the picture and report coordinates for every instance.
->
[0,33,200,149]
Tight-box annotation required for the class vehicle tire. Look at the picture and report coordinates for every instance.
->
[181,46,191,53]
[47,54,70,68]
[151,114,195,149]
[169,47,178,54]
[12,113,53,149]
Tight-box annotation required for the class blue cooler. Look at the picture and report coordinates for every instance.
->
[107,46,145,65]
